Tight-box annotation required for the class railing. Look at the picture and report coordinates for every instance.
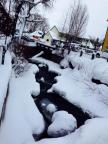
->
[37,42,56,51]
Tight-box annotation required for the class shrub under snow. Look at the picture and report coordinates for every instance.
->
[47,111,77,137]
[46,104,57,113]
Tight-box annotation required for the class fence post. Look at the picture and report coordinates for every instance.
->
[0,46,3,64]
[1,46,6,64]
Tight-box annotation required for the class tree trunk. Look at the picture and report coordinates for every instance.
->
[11,2,23,38]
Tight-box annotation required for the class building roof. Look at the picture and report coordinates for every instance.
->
[44,26,61,41]
[45,26,93,44]
[49,31,60,40]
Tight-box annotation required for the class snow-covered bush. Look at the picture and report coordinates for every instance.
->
[10,39,25,57]
[60,56,69,69]
[47,111,77,137]
[9,40,30,77]
[12,56,29,77]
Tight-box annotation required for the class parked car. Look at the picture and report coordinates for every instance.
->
[70,42,81,48]
[84,48,94,54]
[21,36,35,42]
[21,36,37,46]
[25,31,44,41]
[96,50,108,59]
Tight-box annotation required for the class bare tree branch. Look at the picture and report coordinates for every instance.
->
[66,0,89,42]
[25,13,49,33]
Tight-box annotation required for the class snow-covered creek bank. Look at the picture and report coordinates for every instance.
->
[30,61,91,140]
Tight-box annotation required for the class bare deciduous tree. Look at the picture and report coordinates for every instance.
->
[0,0,54,124]
[10,0,54,38]
[25,13,49,33]
[66,0,88,42]
[0,0,54,37]
[1,0,7,6]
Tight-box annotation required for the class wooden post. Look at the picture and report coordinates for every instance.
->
[1,46,6,64]
[0,46,3,64]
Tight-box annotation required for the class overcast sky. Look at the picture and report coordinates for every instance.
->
[40,0,108,39]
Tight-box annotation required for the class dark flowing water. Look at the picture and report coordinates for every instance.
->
[92,78,108,86]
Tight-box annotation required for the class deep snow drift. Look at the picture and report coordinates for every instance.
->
[36,118,108,144]
[0,51,12,118]
[1,50,108,144]
[31,54,108,144]
[50,52,108,117]
[47,111,77,137]
[0,63,45,144]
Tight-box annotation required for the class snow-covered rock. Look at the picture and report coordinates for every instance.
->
[46,104,57,113]
[62,52,108,84]
[60,56,69,69]
[47,111,77,137]
[93,58,108,84]
[50,67,108,117]
[31,56,62,74]
[36,118,108,144]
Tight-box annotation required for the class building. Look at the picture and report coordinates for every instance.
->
[44,26,94,49]
[80,38,94,49]
[44,26,66,46]
[102,28,108,51]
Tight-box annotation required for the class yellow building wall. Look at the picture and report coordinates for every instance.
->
[44,33,52,45]
[51,26,66,41]
[102,28,108,51]
[51,26,60,39]
[44,26,66,46]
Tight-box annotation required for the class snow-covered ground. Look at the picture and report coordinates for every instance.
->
[0,37,5,46]
[0,51,12,117]
[67,51,108,84]
[50,68,108,117]
[1,50,108,144]
[0,60,45,144]
[36,118,108,144]
[32,54,108,117]
[31,56,62,74]
[0,36,11,47]
[49,52,108,117]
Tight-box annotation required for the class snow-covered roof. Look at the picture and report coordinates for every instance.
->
[27,31,43,37]
[49,31,60,40]
[82,40,94,49]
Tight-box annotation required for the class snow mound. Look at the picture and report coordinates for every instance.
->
[47,111,77,137]
[31,56,62,74]
[50,68,108,117]
[36,118,108,144]
[0,51,12,116]
[62,52,108,84]
[46,104,57,113]
[0,63,45,144]
[60,56,69,68]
